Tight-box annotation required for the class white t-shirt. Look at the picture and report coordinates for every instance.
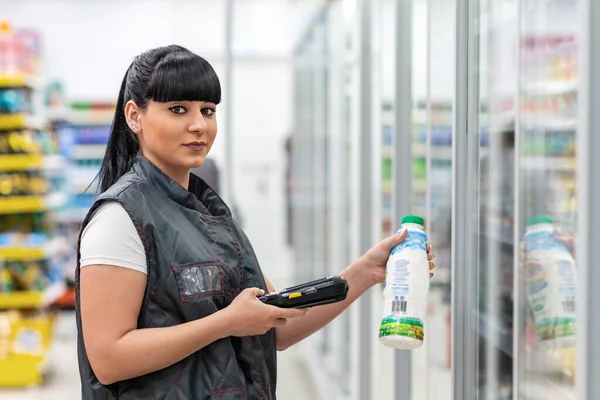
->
[79,201,147,274]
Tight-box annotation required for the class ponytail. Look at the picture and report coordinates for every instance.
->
[97,66,139,193]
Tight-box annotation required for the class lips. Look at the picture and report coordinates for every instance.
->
[183,142,207,151]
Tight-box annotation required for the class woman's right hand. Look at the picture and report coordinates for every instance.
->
[223,287,308,337]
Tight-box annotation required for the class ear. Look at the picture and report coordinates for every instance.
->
[125,100,142,134]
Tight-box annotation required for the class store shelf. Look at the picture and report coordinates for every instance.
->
[521,117,577,131]
[0,281,66,309]
[522,156,576,171]
[0,238,61,261]
[0,73,42,90]
[0,154,64,172]
[414,144,453,160]
[382,146,392,159]
[45,191,69,209]
[47,107,115,126]
[523,80,578,97]
[382,144,453,160]
[0,247,43,261]
[0,114,45,131]
[0,154,42,171]
[42,154,66,173]
[0,196,44,214]
[54,207,90,224]
[71,144,106,160]
[0,193,67,215]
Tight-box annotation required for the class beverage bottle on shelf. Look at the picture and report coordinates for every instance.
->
[523,215,577,349]
[379,215,430,350]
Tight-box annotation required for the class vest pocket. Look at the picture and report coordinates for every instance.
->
[172,261,226,302]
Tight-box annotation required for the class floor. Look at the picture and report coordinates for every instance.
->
[0,311,319,400]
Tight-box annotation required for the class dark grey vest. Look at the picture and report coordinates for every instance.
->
[75,155,277,399]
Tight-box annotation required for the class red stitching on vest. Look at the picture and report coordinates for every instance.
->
[243,336,266,399]
[268,384,277,399]
[206,352,237,391]
[145,297,182,326]
[211,385,245,398]
[174,385,190,400]
[213,223,227,265]
[164,358,188,400]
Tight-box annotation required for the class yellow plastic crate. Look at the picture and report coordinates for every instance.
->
[0,312,55,387]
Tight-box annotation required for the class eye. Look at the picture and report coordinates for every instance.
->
[169,105,187,114]
[202,108,216,116]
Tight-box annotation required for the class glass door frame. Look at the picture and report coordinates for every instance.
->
[392,0,414,399]
[576,0,600,398]
[451,0,480,399]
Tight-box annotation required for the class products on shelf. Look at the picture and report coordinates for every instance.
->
[0,22,66,387]
[0,21,42,76]
[5,261,50,292]
[0,89,30,114]
[0,265,14,292]
[0,171,48,196]
[522,35,577,83]
[0,130,56,155]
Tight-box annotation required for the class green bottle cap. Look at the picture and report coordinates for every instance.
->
[401,215,425,226]
[526,215,553,227]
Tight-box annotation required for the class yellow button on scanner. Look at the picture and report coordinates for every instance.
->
[288,292,302,299]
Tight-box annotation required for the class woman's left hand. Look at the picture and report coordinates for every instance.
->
[357,229,436,287]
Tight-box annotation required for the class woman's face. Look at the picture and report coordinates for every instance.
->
[129,100,218,179]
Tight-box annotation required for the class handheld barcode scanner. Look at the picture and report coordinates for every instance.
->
[258,275,349,309]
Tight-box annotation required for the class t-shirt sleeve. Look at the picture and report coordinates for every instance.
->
[79,201,147,275]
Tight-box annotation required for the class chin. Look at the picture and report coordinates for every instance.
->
[183,154,206,169]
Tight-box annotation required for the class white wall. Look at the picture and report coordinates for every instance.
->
[2,0,314,285]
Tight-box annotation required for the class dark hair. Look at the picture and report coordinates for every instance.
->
[97,45,221,193]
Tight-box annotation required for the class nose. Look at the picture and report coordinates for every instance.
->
[189,111,208,134]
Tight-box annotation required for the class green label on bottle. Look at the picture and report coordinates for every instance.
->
[379,315,424,341]
[537,317,576,341]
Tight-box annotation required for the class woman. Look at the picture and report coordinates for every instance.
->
[76,45,435,400]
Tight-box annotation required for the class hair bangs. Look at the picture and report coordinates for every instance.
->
[147,52,221,104]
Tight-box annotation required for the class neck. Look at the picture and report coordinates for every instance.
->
[143,153,190,190]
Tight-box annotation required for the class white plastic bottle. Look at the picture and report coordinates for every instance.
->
[379,215,430,350]
[523,215,577,349]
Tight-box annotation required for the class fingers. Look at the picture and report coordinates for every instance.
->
[554,228,575,249]
[245,287,266,298]
[273,318,288,327]
[386,228,408,250]
[426,242,435,269]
